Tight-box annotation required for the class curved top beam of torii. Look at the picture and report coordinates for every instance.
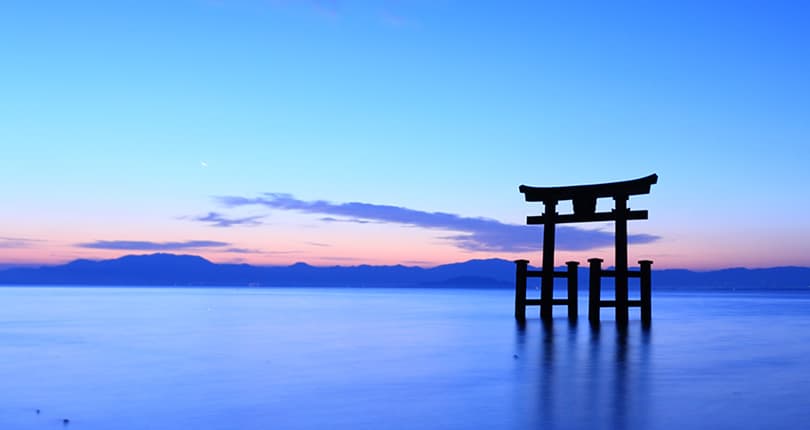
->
[519,173,658,203]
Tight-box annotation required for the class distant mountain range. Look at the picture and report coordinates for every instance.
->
[0,253,809,291]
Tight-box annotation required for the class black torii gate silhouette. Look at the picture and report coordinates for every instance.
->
[514,174,658,324]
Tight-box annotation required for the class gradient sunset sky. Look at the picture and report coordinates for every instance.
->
[2,1,808,269]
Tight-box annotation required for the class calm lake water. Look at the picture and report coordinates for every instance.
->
[1,286,809,429]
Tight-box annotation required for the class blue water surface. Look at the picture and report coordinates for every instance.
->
[1,287,809,429]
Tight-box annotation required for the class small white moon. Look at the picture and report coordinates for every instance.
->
[200,161,208,168]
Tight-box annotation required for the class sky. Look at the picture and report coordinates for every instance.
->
[1,0,809,270]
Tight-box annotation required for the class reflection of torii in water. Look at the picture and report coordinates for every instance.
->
[514,174,658,324]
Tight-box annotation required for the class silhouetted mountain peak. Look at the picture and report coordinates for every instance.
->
[64,259,97,268]
[115,253,213,264]
[290,262,312,268]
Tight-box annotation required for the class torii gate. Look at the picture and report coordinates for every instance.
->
[514,174,658,324]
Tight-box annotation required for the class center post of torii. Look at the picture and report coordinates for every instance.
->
[514,174,658,324]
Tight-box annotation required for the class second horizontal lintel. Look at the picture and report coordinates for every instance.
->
[527,210,649,225]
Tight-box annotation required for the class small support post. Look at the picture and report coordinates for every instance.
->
[540,200,557,321]
[514,260,529,321]
[588,258,603,323]
[566,261,579,320]
[639,260,653,324]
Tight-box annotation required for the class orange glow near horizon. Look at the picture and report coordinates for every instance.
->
[2,210,808,270]
[3,234,807,270]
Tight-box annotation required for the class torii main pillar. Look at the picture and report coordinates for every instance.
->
[514,174,658,324]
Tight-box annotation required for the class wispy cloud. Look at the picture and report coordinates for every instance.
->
[216,193,660,252]
[0,236,42,249]
[306,241,331,247]
[318,255,372,263]
[401,259,435,266]
[77,240,230,251]
[223,247,264,254]
[320,216,372,224]
[190,212,264,228]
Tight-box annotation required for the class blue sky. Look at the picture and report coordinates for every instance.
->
[1,1,809,269]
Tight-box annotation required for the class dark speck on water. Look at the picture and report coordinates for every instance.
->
[1,286,810,430]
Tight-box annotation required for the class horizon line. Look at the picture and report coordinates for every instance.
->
[1,252,809,273]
